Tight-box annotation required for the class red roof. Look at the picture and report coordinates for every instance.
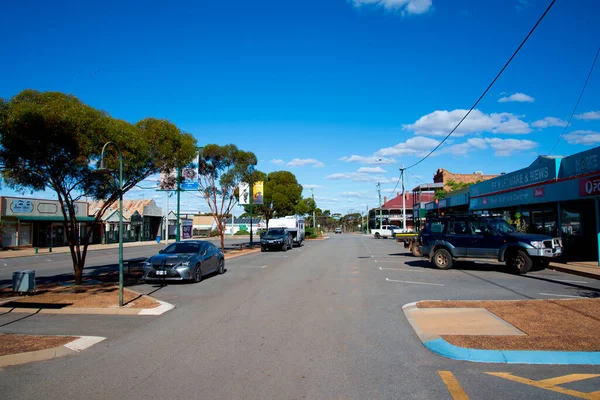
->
[382,192,435,209]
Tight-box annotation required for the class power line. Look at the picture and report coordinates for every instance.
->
[387,169,403,197]
[405,0,556,170]
[547,47,600,156]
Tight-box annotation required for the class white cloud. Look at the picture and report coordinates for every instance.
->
[498,92,535,103]
[350,0,433,15]
[564,130,600,145]
[575,111,600,121]
[315,196,340,204]
[287,158,325,168]
[339,155,396,165]
[376,136,440,157]
[326,172,391,183]
[483,138,538,156]
[341,192,377,199]
[357,166,387,173]
[270,159,285,165]
[532,117,568,128]
[403,109,531,136]
[302,184,322,189]
[444,138,489,156]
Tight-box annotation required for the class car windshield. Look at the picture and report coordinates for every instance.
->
[487,219,516,234]
[389,226,400,230]
[267,229,285,235]
[163,243,201,254]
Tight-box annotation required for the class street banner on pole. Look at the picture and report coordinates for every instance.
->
[253,181,264,205]
[181,154,199,190]
[238,182,250,205]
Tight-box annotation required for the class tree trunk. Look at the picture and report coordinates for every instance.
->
[74,263,84,285]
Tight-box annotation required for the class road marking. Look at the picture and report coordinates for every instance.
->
[550,278,588,284]
[487,372,600,399]
[379,267,424,272]
[262,265,267,269]
[385,278,444,286]
[238,265,268,269]
[438,371,470,400]
[539,292,584,298]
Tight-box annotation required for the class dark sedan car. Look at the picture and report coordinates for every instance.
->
[260,228,293,252]
[142,240,225,282]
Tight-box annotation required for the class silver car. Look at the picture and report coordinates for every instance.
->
[142,240,225,282]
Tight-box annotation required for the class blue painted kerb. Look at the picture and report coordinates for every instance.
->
[425,338,600,365]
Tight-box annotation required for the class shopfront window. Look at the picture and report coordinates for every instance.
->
[561,207,582,237]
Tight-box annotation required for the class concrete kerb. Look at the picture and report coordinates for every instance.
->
[0,335,106,367]
[402,301,600,365]
[0,298,175,316]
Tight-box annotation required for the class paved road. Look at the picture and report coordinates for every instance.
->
[1,234,600,399]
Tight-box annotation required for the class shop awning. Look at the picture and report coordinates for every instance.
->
[16,216,98,222]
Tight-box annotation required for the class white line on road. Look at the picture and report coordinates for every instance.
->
[379,267,424,272]
[385,278,444,286]
[539,292,584,298]
[549,279,588,284]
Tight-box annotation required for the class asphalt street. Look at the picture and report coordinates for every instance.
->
[1,234,600,399]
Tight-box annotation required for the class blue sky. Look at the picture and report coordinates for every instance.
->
[1,0,599,216]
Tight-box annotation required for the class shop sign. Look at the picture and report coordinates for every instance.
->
[449,193,469,207]
[561,147,600,177]
[470,156,558,196]
[425,202,435,210]
[438,199,447,208]
[533,187,545,197]
[579,175,600,197]
[10,200,33,213]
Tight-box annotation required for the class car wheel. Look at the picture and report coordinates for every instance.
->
[507,249,533,275]
[218,258,225,274]
[282,243,288,252]
[375,233,381,239]
[193,264,202,283]
[532,259,550,271]
[411,244,422,257]
[433,248,453,270]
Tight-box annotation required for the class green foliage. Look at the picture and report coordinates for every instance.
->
[295,197,316,216]
[209,229,221,237]
[305,227,315,237]
[0,90,197,283]
[234,229,249,235]
[198,144,257,249]
[308,234,318,239]
[242,170,303,227]
[434,179,478,200]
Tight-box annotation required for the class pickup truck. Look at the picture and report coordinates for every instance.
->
[418,215,562,274]
[371,225,400,239]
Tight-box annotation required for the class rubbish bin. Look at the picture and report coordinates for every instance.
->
[13,270,35,293]
[156,235,161,243]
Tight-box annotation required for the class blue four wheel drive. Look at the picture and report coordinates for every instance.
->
[418,215,563,275]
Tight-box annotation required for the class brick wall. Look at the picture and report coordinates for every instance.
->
[433,168,499,190]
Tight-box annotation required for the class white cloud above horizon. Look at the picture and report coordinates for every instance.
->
[339,155,396,165]
[326,172,391,183]
[403,109,532,136]
[564,130,600,145]
[575,111,600,121]
[341,191,378,199]
[357,166,387,173]
[270,159,285,165]
[350,0,433,14]
[484,138,538,156]
[287,158,325,168]
[302,184,323,189]
[532,117,568,128]
[375,136,440,157]
[498,92,535,103]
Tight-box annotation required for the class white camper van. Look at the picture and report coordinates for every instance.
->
[268,215,306,247]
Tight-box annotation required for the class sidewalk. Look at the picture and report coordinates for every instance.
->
[549,260,600,280]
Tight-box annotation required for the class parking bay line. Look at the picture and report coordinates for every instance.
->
[548,278,588,284]
[385,278,444,286]
[539,292,584,298]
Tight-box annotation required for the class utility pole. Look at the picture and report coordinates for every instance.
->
[176,166,181,242]
[377,182,383,229]
[249,183,254,248]
[165,190,169,244]
[401,165,406,232]
[311,188,316,230]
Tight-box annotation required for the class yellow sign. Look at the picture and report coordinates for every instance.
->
[253,181,264,205]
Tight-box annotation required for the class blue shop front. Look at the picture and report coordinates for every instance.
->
[468,149,600,262]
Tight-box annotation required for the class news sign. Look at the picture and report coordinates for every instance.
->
[579,175,600,197]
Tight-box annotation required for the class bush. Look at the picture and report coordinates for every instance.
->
[308,233,318,239]
[305,227,315,237]
[209,229,221,237]
[234,229,250,235]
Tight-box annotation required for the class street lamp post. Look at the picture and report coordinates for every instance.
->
[99,142,124,307]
